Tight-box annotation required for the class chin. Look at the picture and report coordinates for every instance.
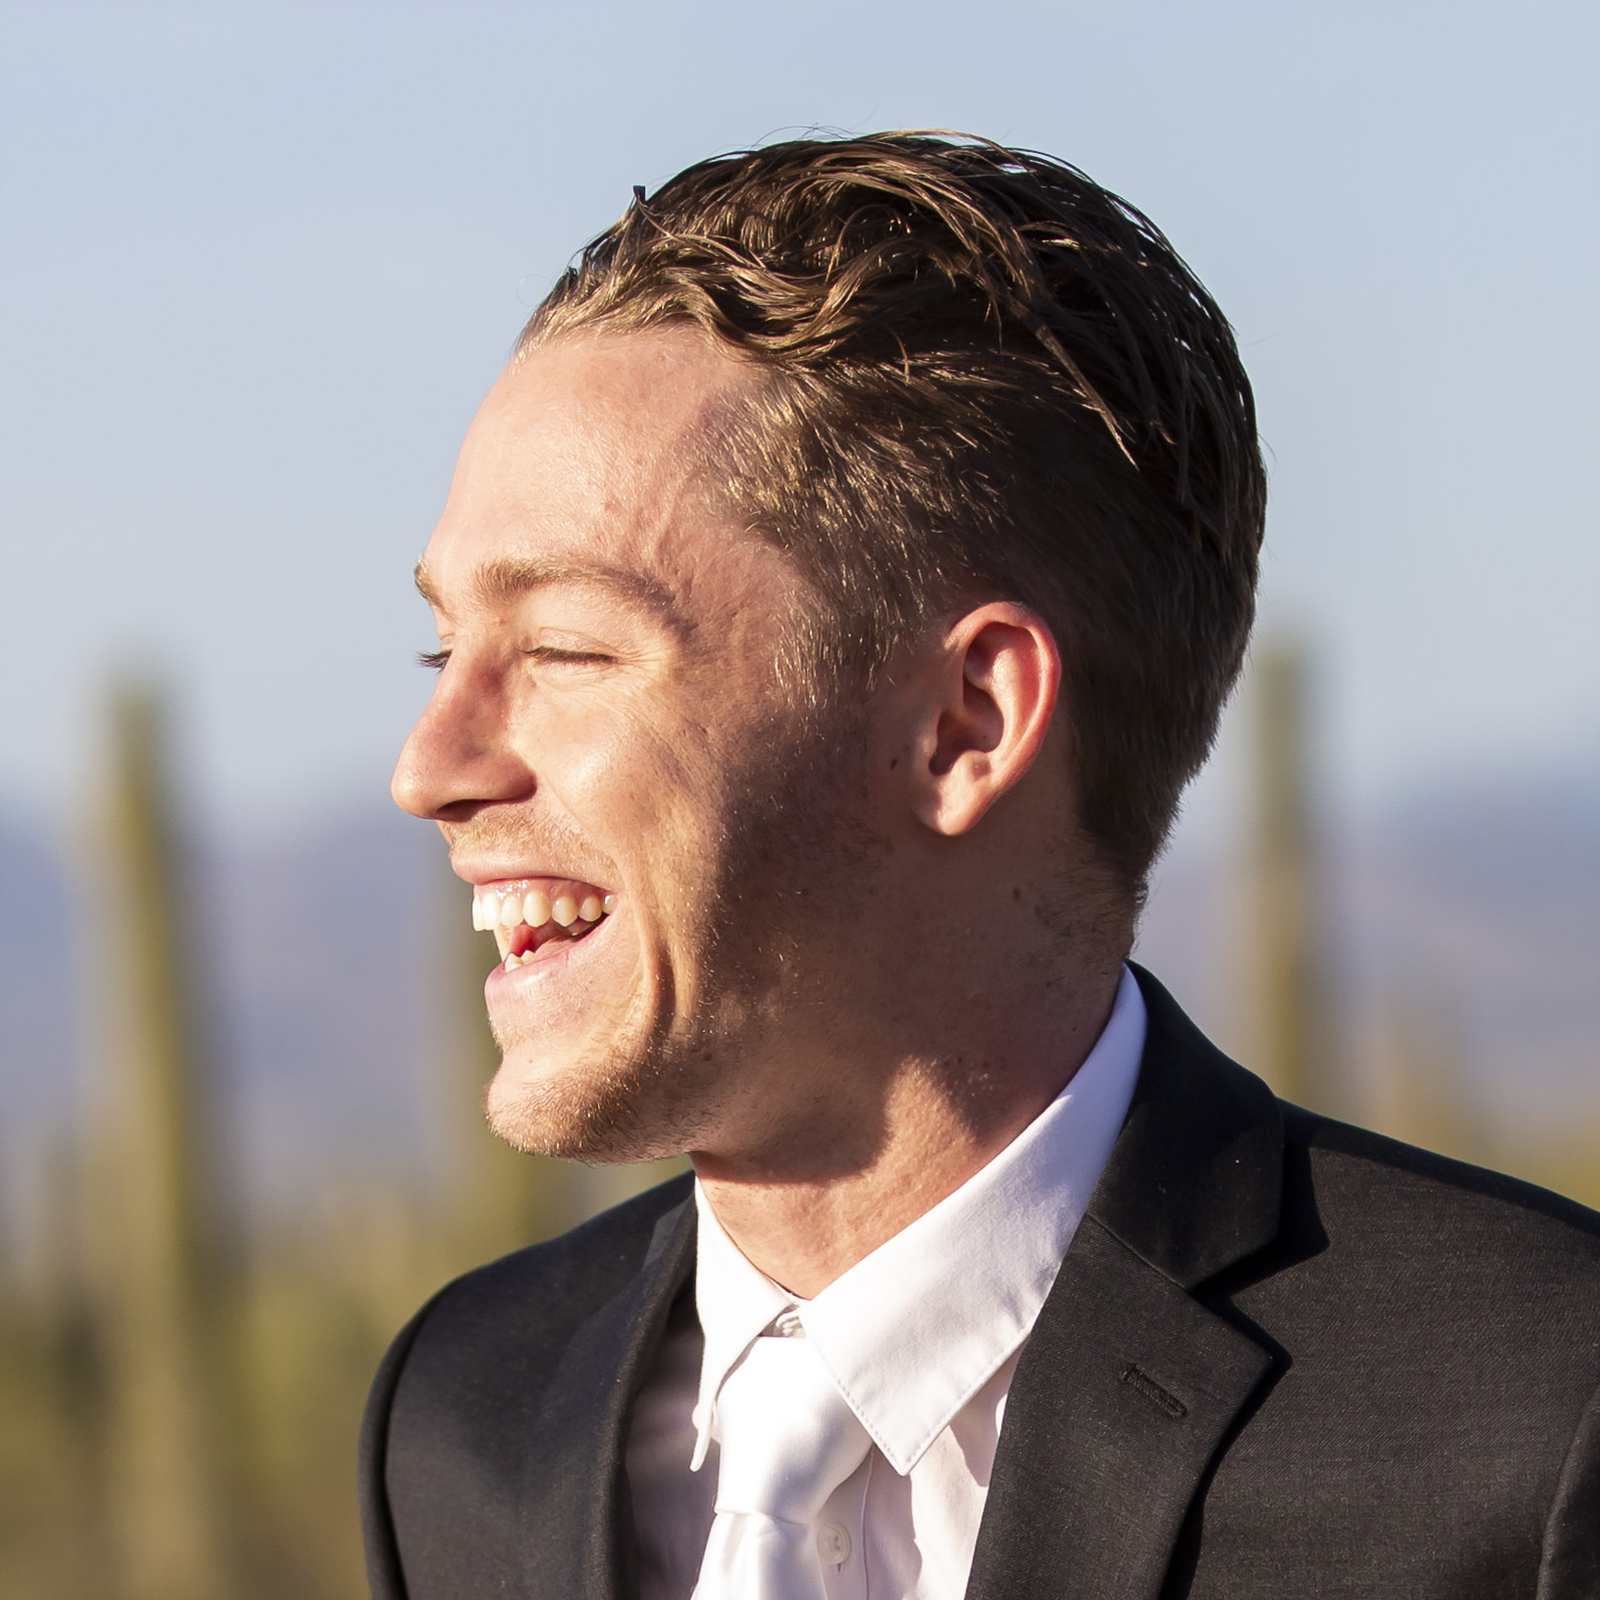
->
[482,1036,704,1165]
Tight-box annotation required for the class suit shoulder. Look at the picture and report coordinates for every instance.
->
[382,1169,694,1367]
[360,1172,694,1590]
[1283,1101,1600,1287]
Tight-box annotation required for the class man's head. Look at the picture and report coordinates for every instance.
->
[392,133,1264,1166]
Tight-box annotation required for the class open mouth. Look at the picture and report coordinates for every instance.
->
[472,878,618,972]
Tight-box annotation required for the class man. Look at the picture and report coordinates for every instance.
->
[361,133,1600,1598]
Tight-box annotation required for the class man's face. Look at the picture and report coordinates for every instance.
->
[393,327,893,1163]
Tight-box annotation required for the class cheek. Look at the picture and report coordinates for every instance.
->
[529,696,730,865]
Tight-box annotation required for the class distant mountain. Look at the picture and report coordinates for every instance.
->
[2,761,1595,1230]
[0,804,444,1229]
[1136,758,1599,1131]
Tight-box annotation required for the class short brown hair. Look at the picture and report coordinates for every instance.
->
[521,132,1266,907]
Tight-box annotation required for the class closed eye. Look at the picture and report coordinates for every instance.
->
[415,647,610,672]
[522,646,612,666]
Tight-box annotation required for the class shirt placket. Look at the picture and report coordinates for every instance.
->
[814,1450,871,1600]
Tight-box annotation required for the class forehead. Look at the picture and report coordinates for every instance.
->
[420,326,772,615]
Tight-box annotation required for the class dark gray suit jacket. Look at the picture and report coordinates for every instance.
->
[359,965,1600,1597]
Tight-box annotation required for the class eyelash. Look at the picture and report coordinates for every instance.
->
[415,647,607,672]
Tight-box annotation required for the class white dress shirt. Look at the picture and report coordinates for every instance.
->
[626,964,1147,1600]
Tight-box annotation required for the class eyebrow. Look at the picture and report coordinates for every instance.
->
[413,554,685,632]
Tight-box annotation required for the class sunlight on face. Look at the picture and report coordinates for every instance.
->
[392,328,889,1162]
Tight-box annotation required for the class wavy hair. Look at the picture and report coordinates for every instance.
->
[520,132,1266,906]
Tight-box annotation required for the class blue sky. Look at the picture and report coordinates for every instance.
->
[4,0,1596,842]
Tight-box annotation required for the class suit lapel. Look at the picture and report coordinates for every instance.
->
[966,965,1285,1600]
[518,1187,696,1600]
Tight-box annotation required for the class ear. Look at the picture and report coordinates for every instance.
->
[909,602,1063,836]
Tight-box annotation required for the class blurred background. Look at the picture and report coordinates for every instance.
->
[3,0,1596,1594]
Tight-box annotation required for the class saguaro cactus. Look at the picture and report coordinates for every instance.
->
[1239,642,1330,1110]
[93,679,230,1600]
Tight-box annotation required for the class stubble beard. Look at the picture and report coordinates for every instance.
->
[481,695,884,1165]
[482,917,736,1164]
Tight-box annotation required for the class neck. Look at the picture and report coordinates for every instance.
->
[693,958,1123,1298]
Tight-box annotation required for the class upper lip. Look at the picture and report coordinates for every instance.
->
[451,858,608,889]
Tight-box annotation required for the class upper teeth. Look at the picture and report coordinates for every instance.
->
[472,882,616,933]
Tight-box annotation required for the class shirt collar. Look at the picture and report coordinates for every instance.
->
[689,1186,795,1470]
[690,963,1146,1476]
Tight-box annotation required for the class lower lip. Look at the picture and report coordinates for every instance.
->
[484,906,620,1001]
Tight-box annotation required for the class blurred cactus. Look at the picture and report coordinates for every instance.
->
[92,678,233,1600]
[1238,641,1332,1110]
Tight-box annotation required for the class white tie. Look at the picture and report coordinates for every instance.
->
[691,1330,872,1600]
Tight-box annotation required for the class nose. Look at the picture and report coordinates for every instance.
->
[391,662,532,820]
